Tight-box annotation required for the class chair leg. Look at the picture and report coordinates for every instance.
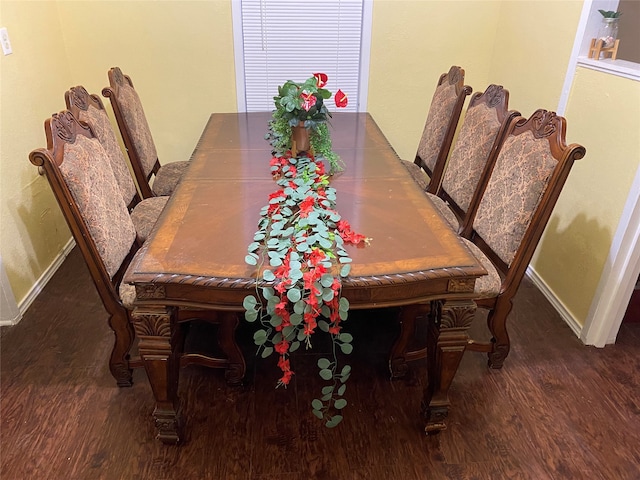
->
[107,310,135,387]
[218,312,246,386]
[485,297,514,369]
[389,304,430,378]
[389,305,418,378]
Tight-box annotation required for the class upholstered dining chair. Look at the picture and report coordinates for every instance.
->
[390,109,585,376]
[458,109,585,368]
[65,85,167,243]
[29,111,245,388]
[401,65,471,194]
[426,84,520,231]
[102,67,188,198]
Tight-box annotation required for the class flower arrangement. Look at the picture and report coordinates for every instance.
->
[266,73,348,174]
[244,82,367,427]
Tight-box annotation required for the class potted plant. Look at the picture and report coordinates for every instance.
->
[266,73,348,174]
[597,10,622,48]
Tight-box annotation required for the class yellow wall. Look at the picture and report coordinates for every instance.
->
[368,0,502,161]
[489,0,583,117]
[1,0,638,332]
[534,67,640,322]
[0,1,74,302]
[56,0,238,165]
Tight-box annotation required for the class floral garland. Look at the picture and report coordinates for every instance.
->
[243,149,367,427]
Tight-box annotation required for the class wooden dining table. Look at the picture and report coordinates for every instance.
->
[123,112,486,443]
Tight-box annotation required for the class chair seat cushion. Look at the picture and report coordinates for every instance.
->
[152,161,189,196]
[460,238,502,299]
[130,196,169,242]
[426,193,458,230]
[400,159,429,190]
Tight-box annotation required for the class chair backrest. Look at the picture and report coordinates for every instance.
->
[28,110,139,312]
[65,85,141,210]
[461,109,586,296]
[415,65,472,194]
[102,67,160,198]
[438,85,520,228]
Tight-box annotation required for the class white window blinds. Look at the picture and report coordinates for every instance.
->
[236,0,366,112]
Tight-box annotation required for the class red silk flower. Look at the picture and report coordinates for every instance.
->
[334,89,348,108]
[313,72,328,88]
[300,91,317,111]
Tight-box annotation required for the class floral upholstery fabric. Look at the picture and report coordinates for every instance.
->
[119,282,136,309]
[416,82,457,173]
[130,195,169,242]
[79,104,138,206]
[116,81,159,178]
[442,103,501,212]
[400,160,429,190]
[152,161,188,196]
[460,238,502,299]
[60,136,136,279]
[473,130,556,266]
[427,193,458,230]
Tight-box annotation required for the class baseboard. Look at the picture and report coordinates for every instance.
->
[0,239,76,327]
[526,266,583,340]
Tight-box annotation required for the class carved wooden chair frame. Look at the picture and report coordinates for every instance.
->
[102,67,162,199]
[414,65,472,195]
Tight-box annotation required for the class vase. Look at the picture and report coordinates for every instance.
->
[597,17,619,48]
[292,121,311,155]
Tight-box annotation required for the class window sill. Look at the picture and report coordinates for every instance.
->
[577,56,640,81]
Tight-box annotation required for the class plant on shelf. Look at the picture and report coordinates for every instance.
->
[598,10,622,18]
[244,82,368,426]
[596,10,622,49]
[265,73,348,175]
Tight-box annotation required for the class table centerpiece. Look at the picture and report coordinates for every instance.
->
[243,74,367,427]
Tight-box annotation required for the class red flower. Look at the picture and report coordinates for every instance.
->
[279,369,294,386]
[301,92,317,111]
[307,247,326,267]
[275,339,289,355]
[269,189,286,202]
[313,72,328,88]
[334,89,348,108]
[299,196,315,217]
[337,219,366,245]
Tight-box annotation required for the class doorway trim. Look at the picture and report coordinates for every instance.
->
[581,166,640,346]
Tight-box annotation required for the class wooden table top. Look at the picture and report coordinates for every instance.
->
[123,112,485,310]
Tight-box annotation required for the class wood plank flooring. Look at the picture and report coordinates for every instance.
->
[2,247,639,479]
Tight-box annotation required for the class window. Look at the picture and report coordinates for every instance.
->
[231,0,372,112]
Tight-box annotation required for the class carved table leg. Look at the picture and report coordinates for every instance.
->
[422,299,476,434]
[131,306,182,444]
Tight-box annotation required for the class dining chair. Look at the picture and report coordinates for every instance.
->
[427,84,520,231]
[401,65,472,194]
[65,85,168,243]
[29,111,245,388]
[390,109,585,376]
[102,67,188,198]
[458,109,585,368]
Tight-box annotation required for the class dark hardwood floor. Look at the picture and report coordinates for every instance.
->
[2,247,639,480]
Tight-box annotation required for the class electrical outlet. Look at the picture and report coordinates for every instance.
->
[1,27,13,55]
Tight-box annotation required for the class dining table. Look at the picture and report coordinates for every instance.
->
[123,112,486,444]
